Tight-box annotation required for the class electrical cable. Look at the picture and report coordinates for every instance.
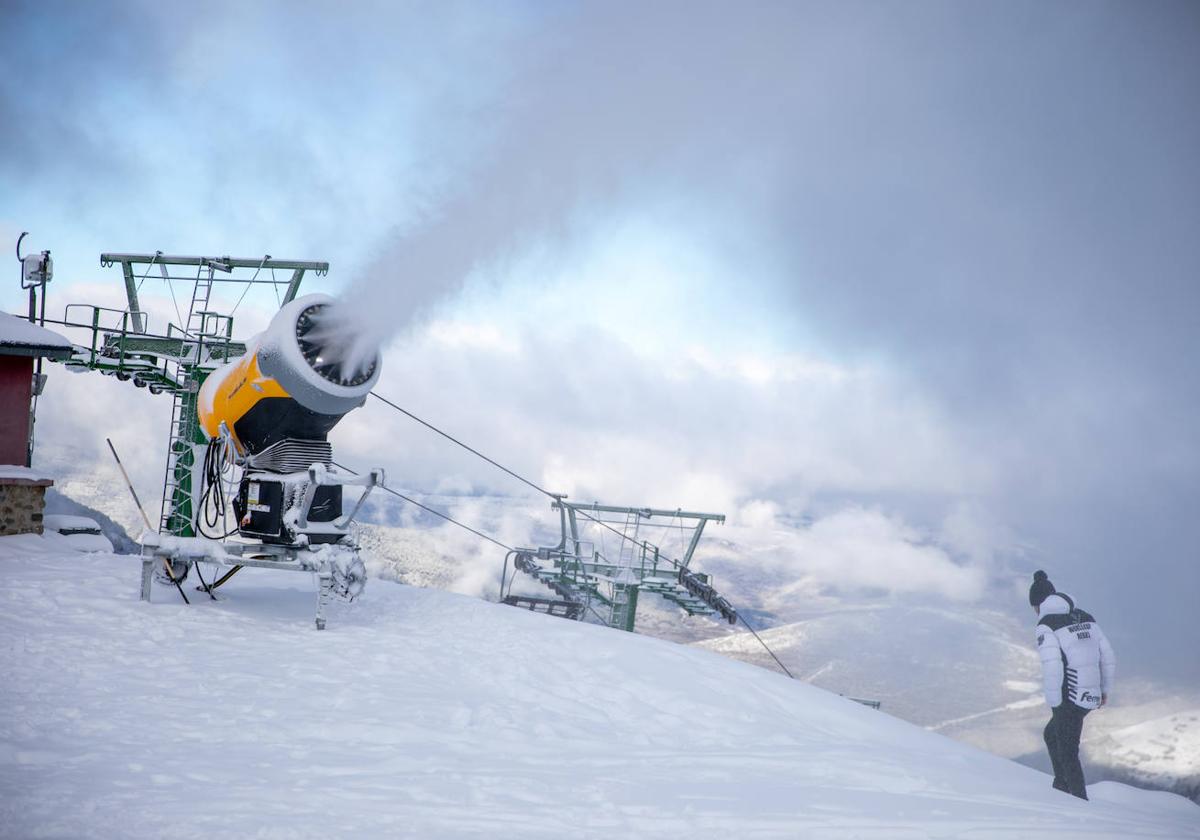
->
[671,510,688,568]
[230,255,270,317]
[331,461,514,553]
[196,438,239,539]
[134,251,160,294]
[369,391,553,498]
[369,391,682,568]
[363,389,797,679]
[191,557,218,601]
[204,564,243,591]
[162,264,186,332]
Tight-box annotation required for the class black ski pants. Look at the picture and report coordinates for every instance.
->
[1044,701,1090,799]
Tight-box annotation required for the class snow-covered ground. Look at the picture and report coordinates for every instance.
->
[2,535,1197,839]
[42,514,114,552]
[19,474,1200,805]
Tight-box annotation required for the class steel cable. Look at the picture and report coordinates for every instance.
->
[363,390,796,679]
[331,461,513,553]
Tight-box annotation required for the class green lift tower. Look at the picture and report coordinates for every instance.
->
[501,499,737,632]
[54,252,327,538]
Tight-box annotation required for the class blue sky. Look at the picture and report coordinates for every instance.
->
[3,1,1198,684]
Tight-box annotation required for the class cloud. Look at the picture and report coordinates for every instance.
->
[363,491,996,610]
[7,0,1199,683]
[333,308,985,506]
[768,507,988,602]
[319,306,1008,608]
[0,0,532,313]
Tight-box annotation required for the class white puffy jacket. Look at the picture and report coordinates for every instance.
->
[1036,592,1116,710]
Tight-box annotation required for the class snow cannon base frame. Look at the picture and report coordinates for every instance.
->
[139,462,382,629]
[139,532,368,630]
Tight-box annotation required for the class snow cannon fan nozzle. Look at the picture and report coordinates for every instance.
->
[198,293,381,456]
[250,294,381,426]
[294,300,379,389]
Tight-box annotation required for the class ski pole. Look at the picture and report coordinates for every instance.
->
[160,556,190,605]
[105,437,153,531]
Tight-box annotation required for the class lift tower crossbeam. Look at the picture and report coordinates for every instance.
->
[101,253,330,335]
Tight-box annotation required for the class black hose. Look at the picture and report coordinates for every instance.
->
[196,438,239,539]
[191,557,218,601]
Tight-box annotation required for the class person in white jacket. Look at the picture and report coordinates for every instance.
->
[1029,570,1116,800]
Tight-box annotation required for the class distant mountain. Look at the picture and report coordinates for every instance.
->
[1091,710,1200,802]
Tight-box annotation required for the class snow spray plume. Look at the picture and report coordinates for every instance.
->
[299,300,382,386]
[341,2,822,341]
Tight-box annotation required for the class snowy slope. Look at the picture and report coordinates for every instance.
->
[1,536,1197,839]
[22,472,1200,805]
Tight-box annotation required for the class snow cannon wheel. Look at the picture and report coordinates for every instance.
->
[153,559,190,587]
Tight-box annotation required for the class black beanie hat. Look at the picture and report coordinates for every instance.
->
[1029,570,1056,607]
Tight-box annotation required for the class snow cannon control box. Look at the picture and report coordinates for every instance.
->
[234,477,342,544]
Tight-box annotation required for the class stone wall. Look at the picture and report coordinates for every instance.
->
[0,478,51,536]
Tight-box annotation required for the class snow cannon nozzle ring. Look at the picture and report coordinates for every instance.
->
[295,303,379,388]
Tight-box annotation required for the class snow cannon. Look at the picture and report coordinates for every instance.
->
[197,293,383,546]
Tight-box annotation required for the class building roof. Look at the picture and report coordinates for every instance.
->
[0,312,73,359]
[0,465,54,485]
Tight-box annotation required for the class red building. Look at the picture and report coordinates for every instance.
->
[1,312,73,466]
[1,313,73,536]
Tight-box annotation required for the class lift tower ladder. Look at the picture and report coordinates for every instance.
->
[158,259,216,535]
